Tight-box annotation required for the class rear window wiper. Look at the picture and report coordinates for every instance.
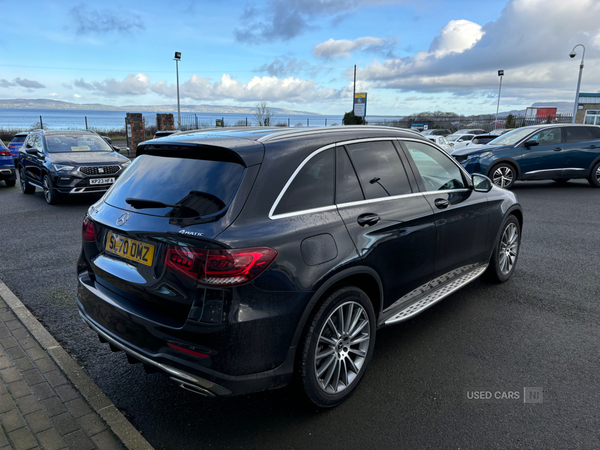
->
[125,198,198,217]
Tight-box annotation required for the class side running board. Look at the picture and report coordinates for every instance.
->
[384,265,487,325]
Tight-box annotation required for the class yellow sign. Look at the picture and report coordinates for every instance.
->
[71,146,90,151]
[355,93,366,99]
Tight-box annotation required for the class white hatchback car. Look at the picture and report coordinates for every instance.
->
[426,135,453,153]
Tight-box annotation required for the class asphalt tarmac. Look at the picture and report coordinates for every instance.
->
[0,177,598,449]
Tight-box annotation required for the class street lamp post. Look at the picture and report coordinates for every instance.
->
[174,52,181,130]
[495,69,504,128]
[569,44,585,124]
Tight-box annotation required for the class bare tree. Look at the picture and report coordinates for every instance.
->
[254,102,275,126]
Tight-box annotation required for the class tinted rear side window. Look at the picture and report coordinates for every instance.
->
[564,127,593,143]
[11,136,26,143]
[587,127,600,139]
[105,155,245,217]
[345,141,411,199]
[274,148,335,216]
[336,147,364,204]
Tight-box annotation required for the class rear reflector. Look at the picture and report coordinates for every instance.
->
[165,246,277,287]
[82,216,97,242]
[167,342,209,358]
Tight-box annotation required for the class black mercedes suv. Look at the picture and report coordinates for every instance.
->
[77,126,523,407]
[17,130,131,204]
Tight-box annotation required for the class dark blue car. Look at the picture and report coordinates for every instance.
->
[453,124,600,189]
[8,132,28,163]
[0,140,17,187]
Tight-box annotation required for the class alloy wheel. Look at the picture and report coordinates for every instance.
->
[596,166,600,184]
[43,176,54,204]
[314,301,371,394]
[499,223,519,274]
[492,166,514,188]
[20,168,26,192]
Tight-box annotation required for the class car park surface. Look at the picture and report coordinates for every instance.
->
[453,124,600,189]
[0,175,598,449]
[77,126,521,407]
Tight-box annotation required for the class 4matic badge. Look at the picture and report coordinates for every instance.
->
[178,230,204,237]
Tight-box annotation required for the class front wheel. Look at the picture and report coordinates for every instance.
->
[588,161,600,188]
[486,215,521,283]
[490,163,516,189]
[300,286,376,408]
[43,174,61,205]
[20,167,35,194]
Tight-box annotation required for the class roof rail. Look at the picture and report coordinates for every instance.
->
[257,125,422,142]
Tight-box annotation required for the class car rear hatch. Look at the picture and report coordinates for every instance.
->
[81,141,263,328]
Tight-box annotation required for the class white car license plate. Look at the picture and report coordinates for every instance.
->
[90,177,115,185]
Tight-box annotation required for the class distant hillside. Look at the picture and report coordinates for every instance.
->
[0,98,319,116]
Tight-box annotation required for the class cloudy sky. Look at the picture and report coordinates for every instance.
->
[1,0,599,115]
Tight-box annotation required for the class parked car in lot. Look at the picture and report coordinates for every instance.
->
[153,130,179,139]
[77,126,523,407]
[421,129,451,136]
[453,124,600,189]
[426,135,453,153]
[8,132,28,162]
[447,133,476,149]
[450,134,496,154]
[17,130,131,204]
[0,140,16,187]
[453,128,486,135]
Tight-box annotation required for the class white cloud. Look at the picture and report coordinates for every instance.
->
[73,73,150,96]
[313,37,395,59]
[359,0,600,99]
[428,20,483,58]
[74,94,81,98]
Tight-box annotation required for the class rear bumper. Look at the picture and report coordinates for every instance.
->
[76,271,304,396]
[0,168,16,180]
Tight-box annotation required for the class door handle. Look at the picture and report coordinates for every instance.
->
[357,213,380,227]
[434,198,449,209]
[553,147,563,151]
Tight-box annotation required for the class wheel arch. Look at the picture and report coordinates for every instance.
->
[587,155,600,177]
[486,158,521,180]
[290,266,383,351]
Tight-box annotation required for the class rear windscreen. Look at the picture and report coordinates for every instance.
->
[11,136,26,143]
[105,155,245,218]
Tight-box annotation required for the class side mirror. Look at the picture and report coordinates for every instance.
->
[26,148,38,155]
[472,174,492,192]
[524,139,539,147]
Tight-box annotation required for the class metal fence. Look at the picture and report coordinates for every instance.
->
[179,114,339,130]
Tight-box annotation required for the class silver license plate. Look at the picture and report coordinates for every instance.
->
[90,177,115,185]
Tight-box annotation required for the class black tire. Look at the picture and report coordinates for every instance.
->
[588,161,600,188]
[552,178,570,184]
[19,167,35,194]
[486,215,521,283]
[489,163,517,189]
[43,174,61,205]
[300,286,376,408]
[5,179,16,187]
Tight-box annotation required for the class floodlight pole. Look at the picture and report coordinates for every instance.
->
[570,44,585,124]
[174,52,182,130]
[495,70,504,126]
[352,64,356,113]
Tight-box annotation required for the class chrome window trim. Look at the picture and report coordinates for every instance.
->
[422,188,471,195]
[268,136,471,221]
[269,143,336,220]
[336,192,425,209]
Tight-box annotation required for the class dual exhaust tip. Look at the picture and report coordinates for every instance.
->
[96,333,215,397]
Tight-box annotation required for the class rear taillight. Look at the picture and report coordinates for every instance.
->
[82,216,97,242]
[0,150,10,156]
[165,246,277,286]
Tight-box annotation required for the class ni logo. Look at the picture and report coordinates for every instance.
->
[116,213,130,226]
